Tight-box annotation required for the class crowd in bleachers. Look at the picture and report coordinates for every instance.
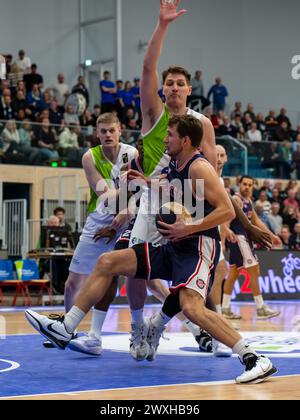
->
[0,51,300,176]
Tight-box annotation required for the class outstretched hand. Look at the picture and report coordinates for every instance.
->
[246,225,273,249]
[159,0,187,25]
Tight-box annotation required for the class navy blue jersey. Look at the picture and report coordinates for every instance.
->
[166,153,220,241]
[230,193,253,235]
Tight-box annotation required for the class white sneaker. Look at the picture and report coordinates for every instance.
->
[129,320,150,361]
[213,340,233,358]
[25,310,72,350]
[146,316,166,362]
[236,354,277,384]
[68,333,102,356]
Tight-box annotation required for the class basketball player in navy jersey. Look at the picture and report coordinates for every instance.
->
[222,176,281,320]
[25,115,277,384]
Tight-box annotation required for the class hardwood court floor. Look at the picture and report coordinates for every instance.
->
[1,302,300,400]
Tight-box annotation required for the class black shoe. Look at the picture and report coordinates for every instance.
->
[195,329,213,353]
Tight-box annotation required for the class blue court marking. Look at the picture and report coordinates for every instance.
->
[1,334,300,398]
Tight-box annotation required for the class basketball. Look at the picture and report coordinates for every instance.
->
[156,202,192,231]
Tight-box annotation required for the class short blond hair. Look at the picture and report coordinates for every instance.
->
[97,113,120,126]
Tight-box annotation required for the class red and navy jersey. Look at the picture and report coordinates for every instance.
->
[230,193,253,235]
[166,153,220,241]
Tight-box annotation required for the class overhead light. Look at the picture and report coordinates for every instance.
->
[85,59,92,67]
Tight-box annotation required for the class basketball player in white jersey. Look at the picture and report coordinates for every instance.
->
[123,0,217,358]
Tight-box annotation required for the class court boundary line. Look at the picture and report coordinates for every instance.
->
[1,374,300,400]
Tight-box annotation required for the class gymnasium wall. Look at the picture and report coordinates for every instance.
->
[0,0,299,118]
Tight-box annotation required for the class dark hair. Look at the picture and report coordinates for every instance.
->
[240,175,254,184]
[162,66,191,85]
[168,115,203,148]
[54,207,65,215]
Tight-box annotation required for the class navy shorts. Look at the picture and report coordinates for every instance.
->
[227,234,258,269]
[133,236,220,300]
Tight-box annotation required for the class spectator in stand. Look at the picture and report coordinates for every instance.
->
[268,202,283,235]
[53,207,73,234]
[255,191,272,214]
[289,223,300,250]
[115,80,124,119]
[1,120,20,152]
[291,144,300,179]
[119,81,135,120]
[231,114,245,140]
[131,77,141,117]
[273,121,292,142]
[26,84,46,117]
[72,76,89,107]
[91,105,101,127]
[16,80,26,97]
[43,90,53,109]
[79,110,94,135]
[58,123,83,159]
[64,104,80,125]
[36,109,50,123]
[270,187,284,212]
[259,179,273,198]
[256,113,267,139]
[282,205,298,233]
[49,74,70,109]
[16,109,26,122]
[246,122,262,142]
[0,94,15,120]
[217,115,238,138]
[24,64,43,92]
[16,50,31,75]
[277,107,291,129]
[242,113,253,132]
[123,107,136,129]
[279,225,291,250]
[279,140,292,178]
[283,188,299,213]
[243,103,256,121]
[230,101,242,120]
[265,110,279,138]
[32,118,59,162]
[18,119,41,164]
[12,89,31,117]
[0,88,11,107]
[189,70,210,111]
[207,77,228,113]
[8,61,24,92]
[49,99,64,128]
[100,71,116,113]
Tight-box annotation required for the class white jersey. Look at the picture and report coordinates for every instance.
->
[130,108,206,246]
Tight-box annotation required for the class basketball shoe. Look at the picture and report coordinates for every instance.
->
[146,316,166,362]
[222,307,242,320]
[236,354,277,384]
[213,339,233,357]
[25,310,72,350]
[257,306,281,320]
[68,333,102,356]
[129,320,150,361]
[195,329,213,353]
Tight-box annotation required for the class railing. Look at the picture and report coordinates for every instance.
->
[0,119,297,179]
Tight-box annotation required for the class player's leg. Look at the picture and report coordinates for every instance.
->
[222,265,242,319]
[25,249,138,350]
[179,288,277,384]
[210,258,228,314]
[64,272,87,312]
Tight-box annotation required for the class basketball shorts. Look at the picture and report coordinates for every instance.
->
[133,236,220,300]
[227,234,258,269]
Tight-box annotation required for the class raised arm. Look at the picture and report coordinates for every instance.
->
[141,0,187,134]
[200,116,217,170]
[82,151,107,197]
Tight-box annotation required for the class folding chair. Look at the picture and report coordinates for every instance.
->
[0,260,27,306]
[14,260,52,306]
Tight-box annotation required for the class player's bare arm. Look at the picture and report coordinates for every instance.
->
[141,0,187,134]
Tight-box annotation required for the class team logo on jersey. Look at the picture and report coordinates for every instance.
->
[122,153,129,164]
[196,279,205,290]
[247,259,253,265]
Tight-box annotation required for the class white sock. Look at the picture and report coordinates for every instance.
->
[152,311,171,328]
[222,294,232,309]
[64,306,86,334]
[215,304,222,315]
[182,318,200,337]
[233,339,258,358]
[254,295,264,309]
[131,308,145,327]
[89,309,107,339]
